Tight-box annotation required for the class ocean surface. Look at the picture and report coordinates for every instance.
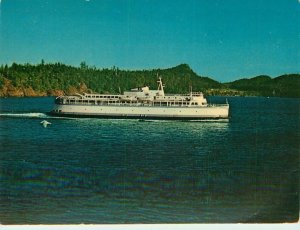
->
[0,96,299,224]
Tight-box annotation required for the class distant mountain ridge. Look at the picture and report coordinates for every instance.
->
[0,62,299,97]
[225,74,300,97]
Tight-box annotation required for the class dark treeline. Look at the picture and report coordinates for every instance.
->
[225,75,300,98]
[0,61,299,97]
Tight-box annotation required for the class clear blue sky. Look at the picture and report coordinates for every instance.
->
[0,0,299,82]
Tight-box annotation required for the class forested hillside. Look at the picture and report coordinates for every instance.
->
[0,62,299,97]
[226,74,300,97]
[0,62,223,97]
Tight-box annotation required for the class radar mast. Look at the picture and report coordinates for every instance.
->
[157,76,165,96]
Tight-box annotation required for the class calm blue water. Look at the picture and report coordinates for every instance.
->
[0,96,299,224]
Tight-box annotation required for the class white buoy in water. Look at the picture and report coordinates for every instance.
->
[40,120,51,128]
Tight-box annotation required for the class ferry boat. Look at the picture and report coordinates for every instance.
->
[49,78,229,120]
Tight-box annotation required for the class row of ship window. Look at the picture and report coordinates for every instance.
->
[85,95,119,99]
[82,95,187,100]
[62,100,201,106]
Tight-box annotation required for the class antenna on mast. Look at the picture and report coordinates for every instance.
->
[190,85,193,97]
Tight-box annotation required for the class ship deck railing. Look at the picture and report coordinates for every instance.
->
[58,100,228,108]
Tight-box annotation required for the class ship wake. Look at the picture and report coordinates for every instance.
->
[0,112,49,118]
[0,112,73,120]
[139,118,229,123]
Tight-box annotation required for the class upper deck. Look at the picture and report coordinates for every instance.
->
[54,78,213,107]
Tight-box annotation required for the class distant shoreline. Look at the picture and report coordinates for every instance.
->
[1,62,299,98]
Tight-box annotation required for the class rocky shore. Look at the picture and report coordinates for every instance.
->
[0,77,87,97]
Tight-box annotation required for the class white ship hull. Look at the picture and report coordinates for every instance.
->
[50,104,229,119]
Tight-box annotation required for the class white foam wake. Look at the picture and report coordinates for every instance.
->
[0,112,49,118]
[188,119,229,122]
